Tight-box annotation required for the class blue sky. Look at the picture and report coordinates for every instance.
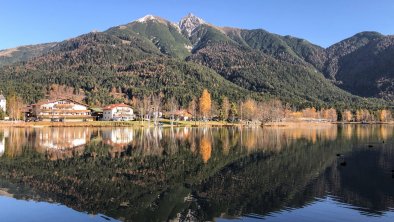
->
[1,0,393,50]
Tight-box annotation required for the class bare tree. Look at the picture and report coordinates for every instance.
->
[188,98,197,124]
[167,96,179,125]
[151,93,162,126]
[137,95,152,125]
[220,96,230,122]
[7,94,24,121]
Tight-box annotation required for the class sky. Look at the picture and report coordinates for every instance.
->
[1,0,394,50]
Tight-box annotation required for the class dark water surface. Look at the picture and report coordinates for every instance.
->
[0,125,393,221]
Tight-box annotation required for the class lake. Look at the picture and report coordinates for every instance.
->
[0,125,393,221]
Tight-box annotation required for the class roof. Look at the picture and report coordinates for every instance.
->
[33,98,88,107]
[90,107,103,112]
[0,95,5,100]
[103,103,131,110]
[166,109,192,117]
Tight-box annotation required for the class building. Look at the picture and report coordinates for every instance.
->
[165,110,192,121]
[0,94,6,113]
[103,104,134,121]
[31,99,93,122]
[90,107,103,121]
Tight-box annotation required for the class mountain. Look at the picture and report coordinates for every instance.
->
[179,13,207,37]
[324,32,394,100]
[0,43,56,67]
[106,15,192,59]
[0,14,391,108]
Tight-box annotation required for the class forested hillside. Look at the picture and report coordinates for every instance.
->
[0,14,392,109]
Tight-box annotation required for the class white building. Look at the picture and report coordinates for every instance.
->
[0,94,6,113]
[103,104,134,121]
[32,99,92,122]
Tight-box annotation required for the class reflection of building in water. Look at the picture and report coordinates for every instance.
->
[38,128,90,150]
[0,136,5,157]
[102,128,133,147]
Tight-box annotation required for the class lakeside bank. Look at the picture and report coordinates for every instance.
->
[2,119,391,128]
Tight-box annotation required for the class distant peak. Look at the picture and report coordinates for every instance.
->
[354,31,383,39]
[179,13,206,37]
[136,14,155,22]
[136,14,168,24]
[186,13,196,18]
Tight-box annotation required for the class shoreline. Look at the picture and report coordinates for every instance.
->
[0,120,392,128]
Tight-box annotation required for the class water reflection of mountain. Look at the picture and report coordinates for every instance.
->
[0,125,392,221]
[323,145,394,215]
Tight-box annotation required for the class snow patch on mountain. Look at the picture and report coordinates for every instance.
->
[136,15,158,23]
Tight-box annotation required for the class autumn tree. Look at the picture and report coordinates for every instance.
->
[211,100,219,119]
[229,102,238,122]
[219,96,230,121]
[199,89,211,119]
[283,103,292,119]
[0,109,5,120]
[136,95,151,123]
[130,96,139,108]
[356,109,371,122]
[188,98,197,120]
[167,96,179,125]
[151,93,162,126]
[268,99,284,122]
[342,110,353,122]
[242,98,257,121]
[321,108,337,122]
[378,109,392,122]
[302,107,318,119]
[7,94,24,121]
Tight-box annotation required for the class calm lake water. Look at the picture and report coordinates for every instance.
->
[0,125,393,221]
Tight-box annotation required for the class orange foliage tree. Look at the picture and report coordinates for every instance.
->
[199,89,211,119]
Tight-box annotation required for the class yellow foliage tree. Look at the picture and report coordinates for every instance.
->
[242,98,257,121]
[7,94,24,121]
[220,96,230,121]
[342,110,353,122]
[379,109,391,122]
[302,107,318,118]
[199,89,211,119]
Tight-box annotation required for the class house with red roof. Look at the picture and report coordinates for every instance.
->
[102,103,134,121]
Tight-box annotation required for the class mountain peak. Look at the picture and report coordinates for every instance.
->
[136,14,169,24]
[179,13,206,37]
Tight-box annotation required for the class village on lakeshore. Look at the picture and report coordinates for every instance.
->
[0,89,393,125]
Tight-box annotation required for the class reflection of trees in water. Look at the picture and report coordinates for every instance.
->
[3,125,391,161]
[190,137,349,219]
[200,134,212,163]
[0,126,393,221]
[323,145,394,215]
[188,130,394,219]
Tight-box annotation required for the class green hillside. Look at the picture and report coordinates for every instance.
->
[0,14,391,109]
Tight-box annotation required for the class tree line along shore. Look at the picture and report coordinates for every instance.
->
[0,88,393,127]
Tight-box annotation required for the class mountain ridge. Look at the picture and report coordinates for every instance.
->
[0,13,392,108]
